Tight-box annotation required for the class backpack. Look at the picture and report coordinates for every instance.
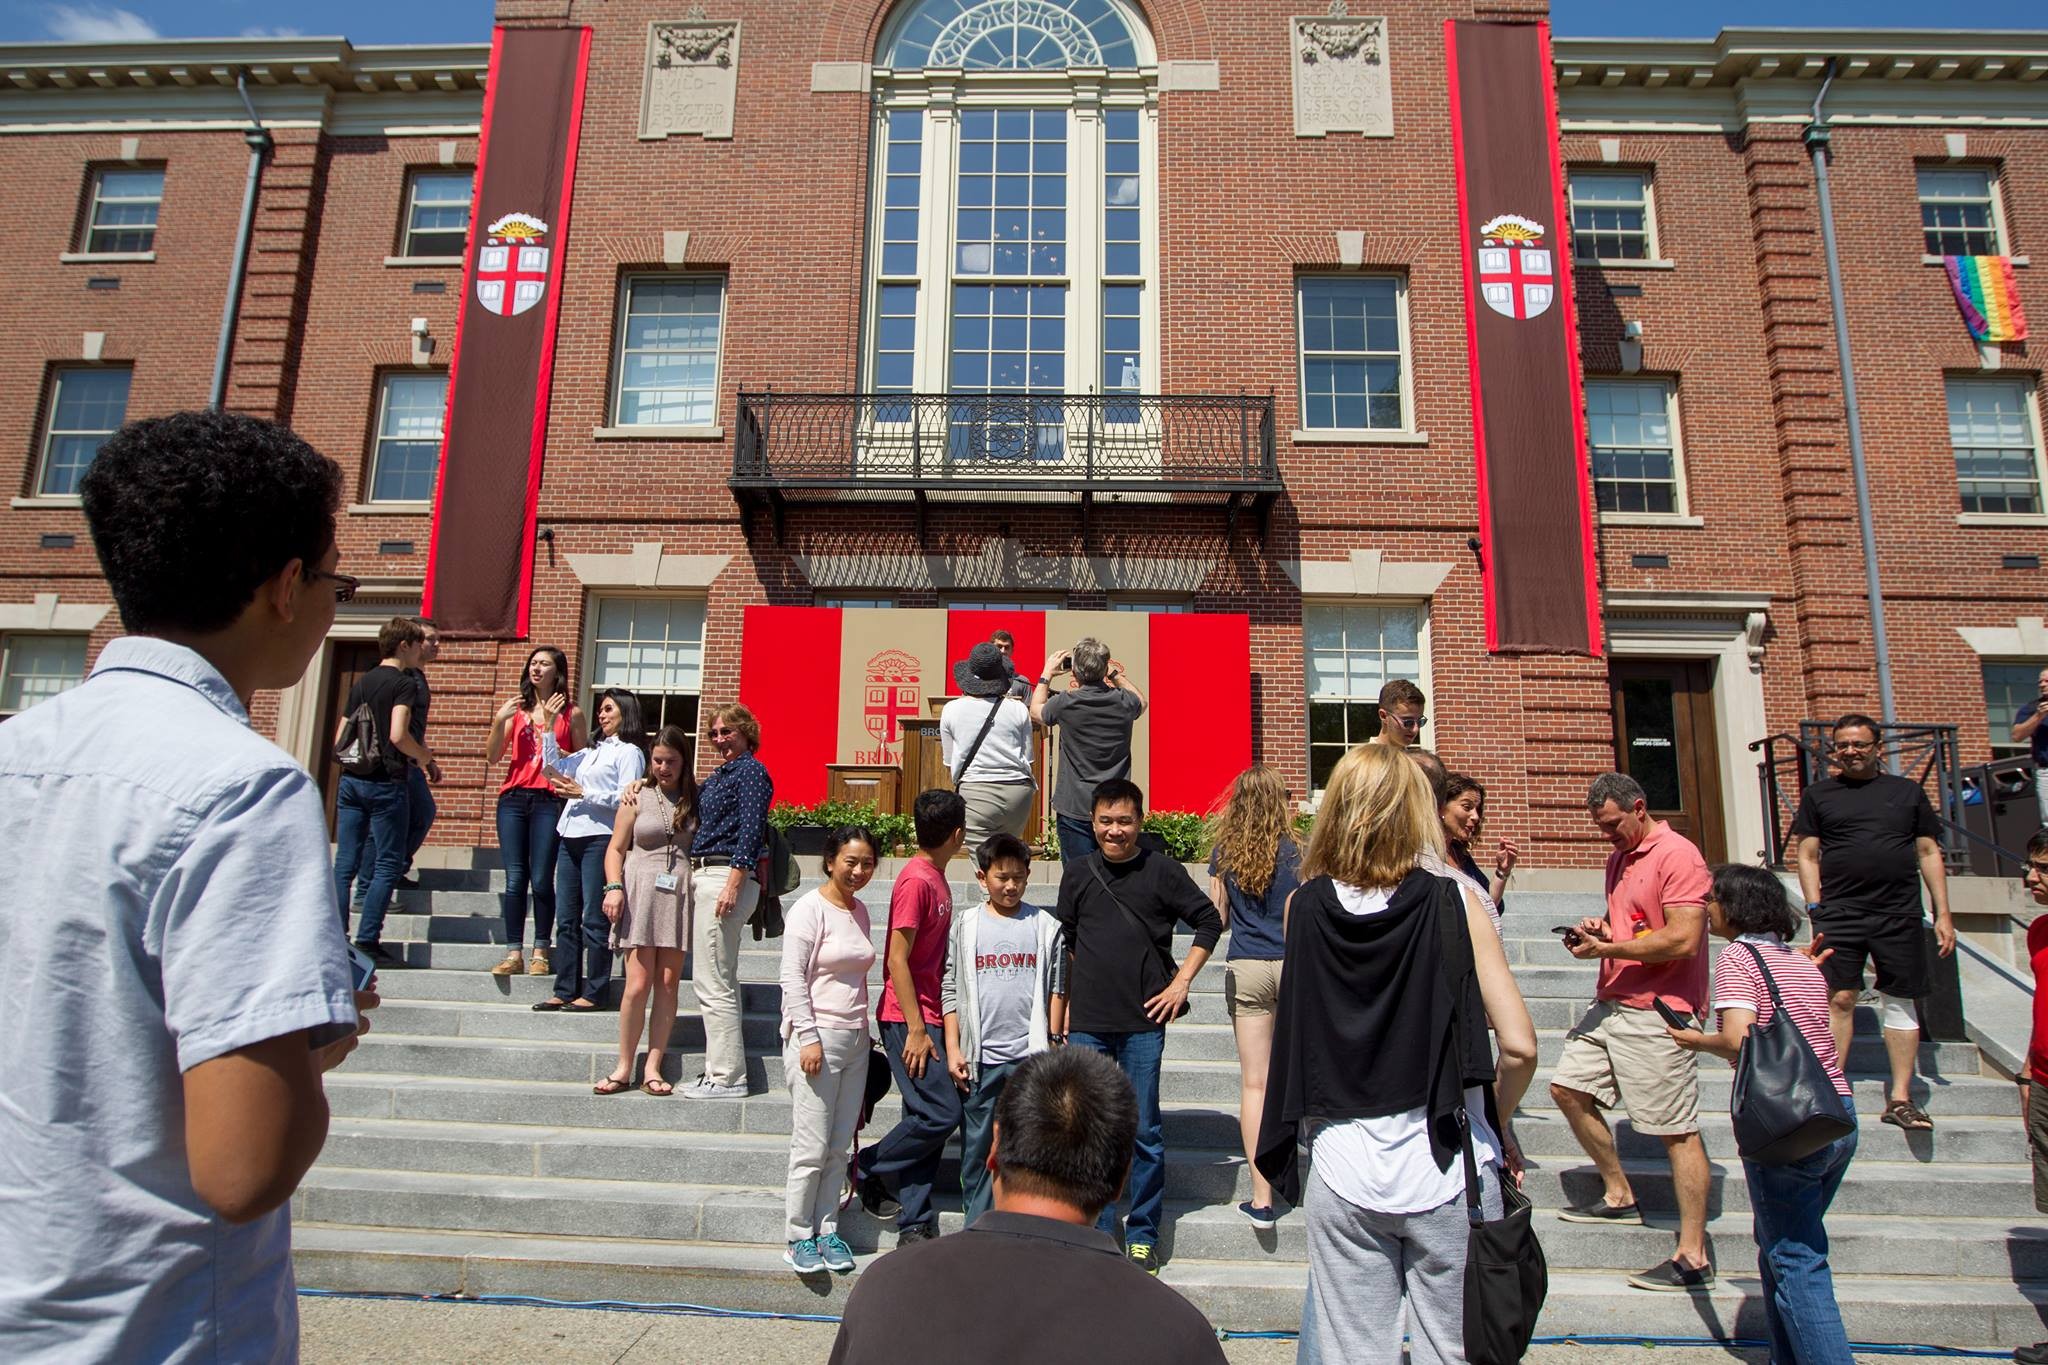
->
[333,699,387,779]
[747,826,801,941]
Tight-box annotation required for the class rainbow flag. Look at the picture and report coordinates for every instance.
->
[1944,255,2028,342]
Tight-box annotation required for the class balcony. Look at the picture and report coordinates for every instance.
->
[730,391,1281,544]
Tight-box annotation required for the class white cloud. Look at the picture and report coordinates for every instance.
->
[45,5,161,41]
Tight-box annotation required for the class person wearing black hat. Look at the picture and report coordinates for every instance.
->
[942,641,1040,850]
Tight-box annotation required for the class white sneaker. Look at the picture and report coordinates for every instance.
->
[681,1076,749,1100]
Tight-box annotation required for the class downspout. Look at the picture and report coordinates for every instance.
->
[209,71,273,410]
[1804,59,1898,729]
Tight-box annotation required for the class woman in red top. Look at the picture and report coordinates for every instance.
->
[486,647,588,976]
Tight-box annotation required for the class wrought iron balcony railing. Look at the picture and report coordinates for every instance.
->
[731,391,1280,542]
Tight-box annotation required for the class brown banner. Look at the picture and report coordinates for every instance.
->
[1446,20,1603,656]
[424,26,591,638]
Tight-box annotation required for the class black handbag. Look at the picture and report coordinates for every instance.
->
[1728,942,1856,1165]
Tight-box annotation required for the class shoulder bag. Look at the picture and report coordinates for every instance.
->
[1089,853,1190,1020]
[949,696,1006,786]
[1728,941,1856,1165]
[1435,877,1547,1365]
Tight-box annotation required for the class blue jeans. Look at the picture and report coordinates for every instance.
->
[495,788,562,951]
[553,834,612,1002]
[334,774,408,946]
[960,1058,1022,1226]
[1056,811,1098,863]
[866,1019,964,1230]
[1744,1127,1859,1365]
[355,765,435,904]
[1069,1028,1166,1247]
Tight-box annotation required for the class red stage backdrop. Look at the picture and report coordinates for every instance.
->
[738,607,1250,812]
[423,26,591,637]
[1446,19,1603,656]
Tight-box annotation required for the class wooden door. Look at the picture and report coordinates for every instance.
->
[1609,658,1727,862]
[316,641,384,833]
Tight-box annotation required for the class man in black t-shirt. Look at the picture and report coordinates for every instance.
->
[1031,638,1145,863]
[331,617,438,964]
[356,617,443,897]
[1791,713,1955,1130]
[1051,778,1220,1274]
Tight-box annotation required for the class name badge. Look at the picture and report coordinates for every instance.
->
[654,872,680,894]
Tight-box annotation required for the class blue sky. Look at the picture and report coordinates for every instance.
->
[0,0,2040,45]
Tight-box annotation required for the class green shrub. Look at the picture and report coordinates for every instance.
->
[1142,810,1209,862]
[762,799,914,855]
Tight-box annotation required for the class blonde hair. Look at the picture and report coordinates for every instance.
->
[1208,765,1296,899]
[1303,743,1443,890]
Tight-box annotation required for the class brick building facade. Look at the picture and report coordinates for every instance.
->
[0,15,2042,868]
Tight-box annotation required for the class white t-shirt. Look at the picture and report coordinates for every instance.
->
[1308,881,1502,1216]
[940,694,1035,785]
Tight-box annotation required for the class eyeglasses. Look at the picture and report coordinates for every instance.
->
[2029,860,2048,878]
[306,568,359,603]
[1831,741,1877,752]
[1384,711,1426,729]
[708,726,737,738]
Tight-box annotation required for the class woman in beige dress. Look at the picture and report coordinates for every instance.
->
[597,725,697,1095]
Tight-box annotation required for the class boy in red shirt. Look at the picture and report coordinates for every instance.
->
[2016,828,2048,1365]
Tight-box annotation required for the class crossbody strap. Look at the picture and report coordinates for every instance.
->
[1739,939,1792,1017]
[1089,854,1179,984]
[1431,875,1488,1225]
[951,697,1005,785]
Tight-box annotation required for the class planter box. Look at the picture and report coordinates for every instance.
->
[781,824,828,857]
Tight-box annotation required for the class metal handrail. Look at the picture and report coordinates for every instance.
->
[1752,722,1968,871]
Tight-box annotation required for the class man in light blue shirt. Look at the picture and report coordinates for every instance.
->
[0,409,373,1362]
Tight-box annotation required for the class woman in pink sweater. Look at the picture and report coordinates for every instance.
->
[778,825,880,1277]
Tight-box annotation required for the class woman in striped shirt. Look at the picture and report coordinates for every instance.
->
[1668,863,1856,1365]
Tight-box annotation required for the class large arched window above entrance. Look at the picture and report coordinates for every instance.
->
[865,0,1158,455]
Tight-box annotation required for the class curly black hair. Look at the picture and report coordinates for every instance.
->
[80,409,341,634]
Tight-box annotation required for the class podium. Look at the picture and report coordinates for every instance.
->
[898,702,1044,840]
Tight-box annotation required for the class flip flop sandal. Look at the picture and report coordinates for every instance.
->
[593,1076,634,1095]
[1882,1099,1933,1130]
[642,1078,674,1096]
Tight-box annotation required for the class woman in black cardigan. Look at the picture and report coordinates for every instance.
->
[1257,743,1537,1364]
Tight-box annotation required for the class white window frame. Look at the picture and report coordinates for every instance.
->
[1947,375,2048,524]
[582,594,710,743]
[366,371,448,506]
[1567,169,1660,265]
[1982,658,2047,758]
[1302,600,1433,796]
[0,633,88,717]
[1292,274,1417,441]
[400,168,472,259]
[608,274,729,433]
[35,365,131,500]
[1917,164,2008,259]
[81,166,163,255]
[1586,376,1695,525]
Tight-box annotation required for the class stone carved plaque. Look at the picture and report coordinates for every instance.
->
[641,14,740,141]
[1290,2,1391,138]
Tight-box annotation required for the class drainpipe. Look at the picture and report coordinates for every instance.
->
[1804,58,1898,730]
[209,71,272,410]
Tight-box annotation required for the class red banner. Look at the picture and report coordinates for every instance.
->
[423,26,591,638]
[1446,20,1602,656]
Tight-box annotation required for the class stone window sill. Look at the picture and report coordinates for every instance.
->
[384,255,464,268]
[58,251,154,264]
[10,496,82,510]
[592,425,724,441]
[1576,258,1677,271]
[1958,512,2048,527]
[349,502,433,516]
[1600,513,1704,528]
[1291,428,1429,446]
[1923,254,2029,267]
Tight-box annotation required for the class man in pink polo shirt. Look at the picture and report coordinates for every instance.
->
[1550,772,1715,1295]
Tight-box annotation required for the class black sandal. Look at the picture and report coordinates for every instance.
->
[531,997,568,1012]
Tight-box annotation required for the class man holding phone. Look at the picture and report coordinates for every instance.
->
[1031,638,1144,863]
[1550,772,1716,1294]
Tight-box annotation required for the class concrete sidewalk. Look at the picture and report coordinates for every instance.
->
[299,1296,1950,1362]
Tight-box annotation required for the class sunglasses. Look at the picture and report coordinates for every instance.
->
[708,726,737,738]
[1384,711,1426,729]
[306,568,359,603]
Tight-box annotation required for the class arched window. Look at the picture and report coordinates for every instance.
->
[865,0,1157,459]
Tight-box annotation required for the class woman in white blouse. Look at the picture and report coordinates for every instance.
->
[533,689,647,1012]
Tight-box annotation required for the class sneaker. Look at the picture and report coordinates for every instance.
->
[681,1076,749,1100]
[1558,1198,1643,1225]
[816,1233,856,1272]
[897,1221,938,1246]
[396,874,422,890]
[2013,1342,2048,1364]
[1238,1201,1279,1230]
[1627,1257,1715,1293]
[489,951,524,977]
[527,949,551,976]
[1126,1243,1158,1275]
[858,1173,901,1220]
[355,943,404,970]
[784,1239,825,1274]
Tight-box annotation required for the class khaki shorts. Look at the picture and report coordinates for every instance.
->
[1225,958,1283,1018]
[1552,1000,1701,1136]
[2030,1078,2048,1215]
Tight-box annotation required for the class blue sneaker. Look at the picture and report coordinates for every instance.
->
[784,1239,825,1274]
[817,1233,856,1272]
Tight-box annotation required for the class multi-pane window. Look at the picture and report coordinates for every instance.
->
[83,167,163,254]
[1305,603,1424,791]
[589,597,706,738]
[818,596,897,608]
[1587,379,1681,515]
[1568,172,1652,262]
[1110,600,1190,613]
[1948,377,2043,515]
[1296,277,1406,432]
[401,170,472,257]
[1983,662,2047,757]
[611,276,725,427]
[368,373,447,503]
[0,635,87,717]
[1919,167,2002,257]
[37,367,131,498]
[1100,108,1143,419]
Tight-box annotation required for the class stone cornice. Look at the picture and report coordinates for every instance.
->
[0,38,489,96]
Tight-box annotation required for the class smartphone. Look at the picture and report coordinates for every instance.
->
[1551,924,1584,948]
[1651,998,1692,1031]
[346,941,379,993]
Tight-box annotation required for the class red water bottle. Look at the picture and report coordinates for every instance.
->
[1630,909,1652,938]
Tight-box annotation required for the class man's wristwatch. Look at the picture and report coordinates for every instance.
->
[1805,901,1822,914]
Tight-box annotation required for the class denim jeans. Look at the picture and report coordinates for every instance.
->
[333,774,408,946]
[1744,1126,1859,1365]
[495,788,562,951]
[959,1057,1022,1226]
[1069,1027,1166,1246]
[553,834,612,1002]
[1055,811,1098,863]
[866,1019,964,1231]
[356,765,435,904]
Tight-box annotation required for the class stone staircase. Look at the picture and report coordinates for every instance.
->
[296,866,2048,1348]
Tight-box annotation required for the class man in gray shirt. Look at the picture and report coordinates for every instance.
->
[1030,636,1145,861]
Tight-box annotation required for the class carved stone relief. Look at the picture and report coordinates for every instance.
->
[1291,1,1392,139]
[641,10,740,141]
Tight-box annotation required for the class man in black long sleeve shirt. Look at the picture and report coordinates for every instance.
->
[1052,778,1221,1273]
